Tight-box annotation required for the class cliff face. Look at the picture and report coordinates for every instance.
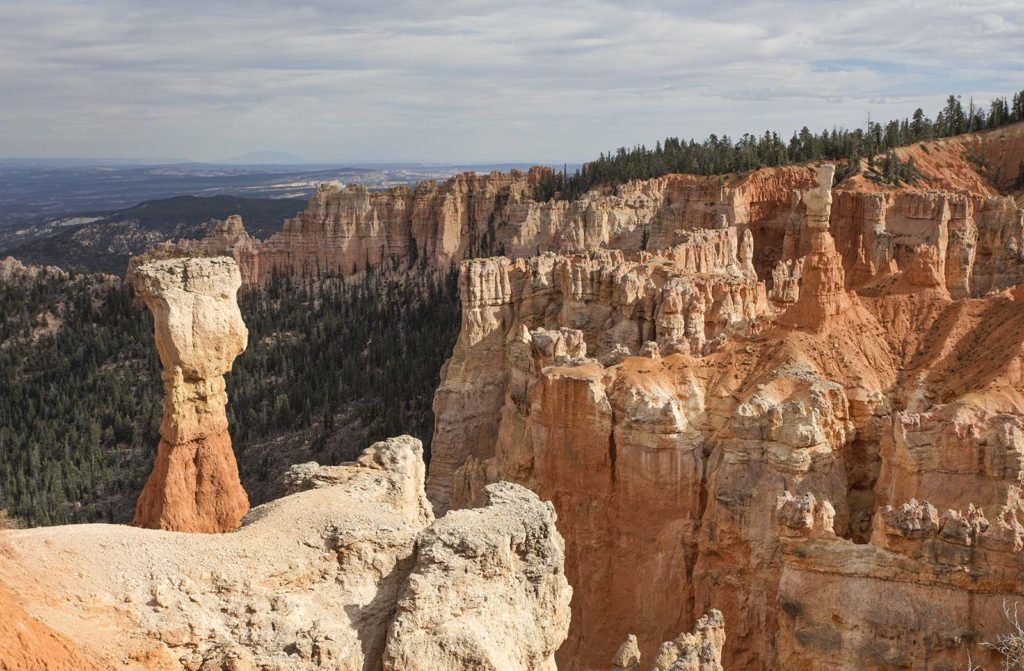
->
[162,126,1023,305]
[428,226,765,511]
[428,158,1024,670]
[0,436,572,670]
[128,256,250,533]
[167,165,819,287]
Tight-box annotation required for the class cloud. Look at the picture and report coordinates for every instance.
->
[0,0,1021,162]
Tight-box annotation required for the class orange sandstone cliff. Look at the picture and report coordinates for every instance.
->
[427,135,1024,671]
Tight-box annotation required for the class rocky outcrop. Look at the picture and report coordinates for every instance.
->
[0,255,69,282]
[428,227,767,513]
[168,165,820,286]
[0,437,572,670]
[777,165,854,329]
[824,189,1024,298]
[428,151,1024,669]
[128,256,250,532]
[777,496,1024,670]
[611,611,725,671]
[383,482,571,671]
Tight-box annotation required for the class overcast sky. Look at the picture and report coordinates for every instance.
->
[0,0,1021,163]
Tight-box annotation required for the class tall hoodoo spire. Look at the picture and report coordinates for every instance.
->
[129,256,250,532]
[778,164,852,330]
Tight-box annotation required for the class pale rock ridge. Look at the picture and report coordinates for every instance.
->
[128,256,249,533]
[0,255,69,281]
[166,166,822,286]
[611,611,725,671]
[382,482,572,671]
[0,437,572,671]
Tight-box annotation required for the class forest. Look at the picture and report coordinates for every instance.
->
[535,91,1024,200]
[0,262,459,526]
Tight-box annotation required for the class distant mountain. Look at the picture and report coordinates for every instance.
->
[1,194,306,273]
[221,151,309,165]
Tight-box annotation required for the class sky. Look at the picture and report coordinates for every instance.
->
[0,0,1022,164]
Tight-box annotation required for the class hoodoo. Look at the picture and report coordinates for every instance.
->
[128,256,250,532]
[777,164,853,329]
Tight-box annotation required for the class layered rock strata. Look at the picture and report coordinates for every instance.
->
[428,225,766,512]
[128,256,250,532]
[168,166,819,286]
[0,437,572,670]
[164,126,1023,302]
[777,496,1024,670]
[429,161,1024,670]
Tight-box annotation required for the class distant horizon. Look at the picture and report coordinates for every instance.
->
[0,155,582,168]
[6,112,1024,169]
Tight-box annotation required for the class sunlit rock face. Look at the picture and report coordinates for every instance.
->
[0,437,572,670]
[429,151,1024,670]
[128,256,250,533]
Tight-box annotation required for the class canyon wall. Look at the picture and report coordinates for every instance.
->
[165,165,819,287]
[428,162,1024,670]
[118,124,1024,668]
[165,125,1022,305]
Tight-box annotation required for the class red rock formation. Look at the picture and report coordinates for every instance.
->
[428,142,1024,669]
[129,256,250,533]
[777,496,1024,670]
[777,166,854,329]
[428,227,766,512]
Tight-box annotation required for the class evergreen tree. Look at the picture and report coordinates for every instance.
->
[538,89,1023,201]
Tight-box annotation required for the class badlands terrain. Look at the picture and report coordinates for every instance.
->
[1,121,1024,670]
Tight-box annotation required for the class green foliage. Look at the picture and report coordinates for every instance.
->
[228,265,460,468]
[535,89,1024,200]
[867,150,920,187]
[0,271,162,526]
[0,262,461,526]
